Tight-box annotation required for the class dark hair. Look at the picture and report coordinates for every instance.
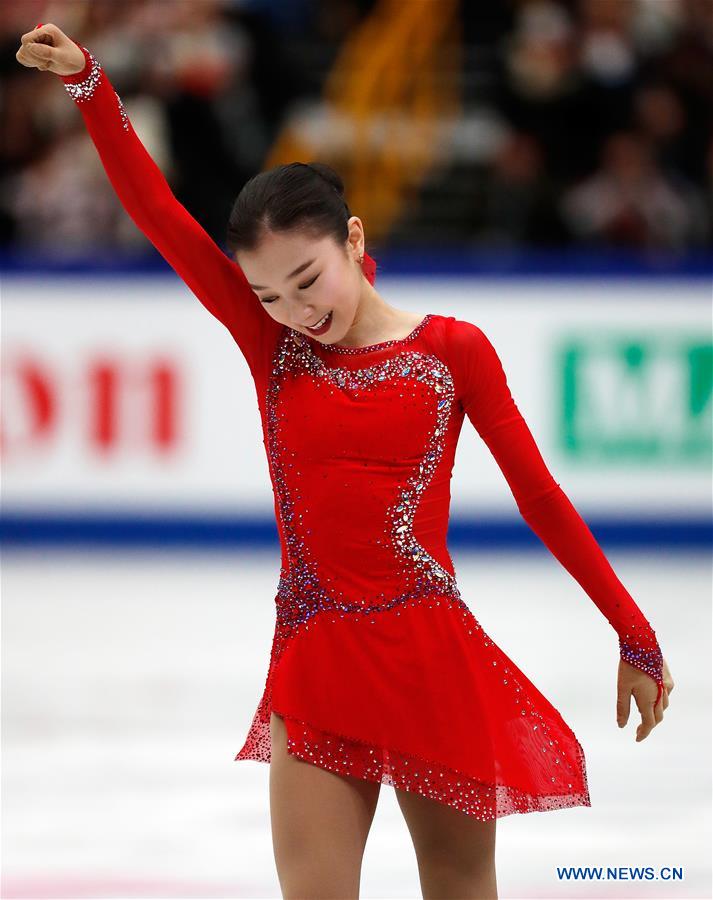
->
[226,161,355,257]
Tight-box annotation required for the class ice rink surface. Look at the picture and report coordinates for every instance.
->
[2,548,710,899]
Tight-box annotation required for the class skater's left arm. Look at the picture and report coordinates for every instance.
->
[450,318,674,741]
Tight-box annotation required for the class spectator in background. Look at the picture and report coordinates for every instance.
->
[1,0,710,253]
[0,0,310,251]
[495,0,598,183]
[574,0,643,151]
[706,132,713,239]
[147,0,260,243]
[471,130,569,247]
[560,129,708,250]
[6,131,124,249]
[578,0,639,89]
[634,81,693,181]
[638,0,713,186]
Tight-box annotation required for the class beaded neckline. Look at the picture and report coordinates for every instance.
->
[309,313,435,355]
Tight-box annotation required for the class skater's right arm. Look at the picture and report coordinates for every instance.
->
[16,23,283,378]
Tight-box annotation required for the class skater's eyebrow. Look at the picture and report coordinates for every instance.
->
[248,259,316,290]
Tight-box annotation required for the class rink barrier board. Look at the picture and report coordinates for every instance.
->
[1,512,710,549]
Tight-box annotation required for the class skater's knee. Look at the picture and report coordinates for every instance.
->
[416,855,498,899]
[278,864,360,899]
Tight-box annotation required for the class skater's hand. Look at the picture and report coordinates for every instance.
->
[616,657,673,741]
[16,23,85,77]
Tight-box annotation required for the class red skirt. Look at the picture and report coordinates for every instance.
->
[234,593,591,820]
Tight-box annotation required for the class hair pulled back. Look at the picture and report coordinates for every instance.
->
[226,161,354,256]
[227,162,377,285]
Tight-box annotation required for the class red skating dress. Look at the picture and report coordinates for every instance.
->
[59,45,664,820]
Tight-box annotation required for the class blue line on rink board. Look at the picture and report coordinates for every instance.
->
[1,513,710,549]
[1,248,711,279]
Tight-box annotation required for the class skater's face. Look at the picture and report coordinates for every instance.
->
[237,218,366,344]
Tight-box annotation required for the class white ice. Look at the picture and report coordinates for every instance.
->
[2,548,709,899]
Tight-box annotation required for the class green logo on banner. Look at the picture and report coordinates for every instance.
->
[559,335,712,464]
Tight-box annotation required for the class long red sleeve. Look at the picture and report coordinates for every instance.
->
[449,317,664,706]
[56,43,284,379]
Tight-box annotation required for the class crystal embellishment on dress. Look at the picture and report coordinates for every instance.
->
[114,90,129,132]
[62,47,129,132]
[233,324,592,818]
[62,47,102,102]
[271,325,462,624]
[619,634,664,691]
[235,327,464,760]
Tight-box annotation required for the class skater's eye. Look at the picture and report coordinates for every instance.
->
[260,274,320,304]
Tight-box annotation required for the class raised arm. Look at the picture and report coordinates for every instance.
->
[448,317,665,708]
[19,24,282,378]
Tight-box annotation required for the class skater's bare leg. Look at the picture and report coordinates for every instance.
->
[269,711,381,898]
[395,785,498,899]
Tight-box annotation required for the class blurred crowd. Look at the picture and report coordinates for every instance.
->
[1,0,711,256]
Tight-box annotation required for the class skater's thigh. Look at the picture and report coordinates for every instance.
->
[394,785,496,866]
[269,711,381,890]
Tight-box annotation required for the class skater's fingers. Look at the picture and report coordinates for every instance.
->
[15,44,46,69]
[21,22,64,44]
[26,42,53,59]
[633,686,658,742]
[653,692,665,724]
[662,660,674,698]
[615,683,631,728]
[20,42,56,71]
[17,24,54,70]
[16,24,85,76]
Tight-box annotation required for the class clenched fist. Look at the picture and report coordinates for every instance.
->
[16,23,85,76]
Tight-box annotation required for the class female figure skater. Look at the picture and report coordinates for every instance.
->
[17,24,674,900]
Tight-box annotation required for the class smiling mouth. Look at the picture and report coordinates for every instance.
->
[305,310,333,333]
